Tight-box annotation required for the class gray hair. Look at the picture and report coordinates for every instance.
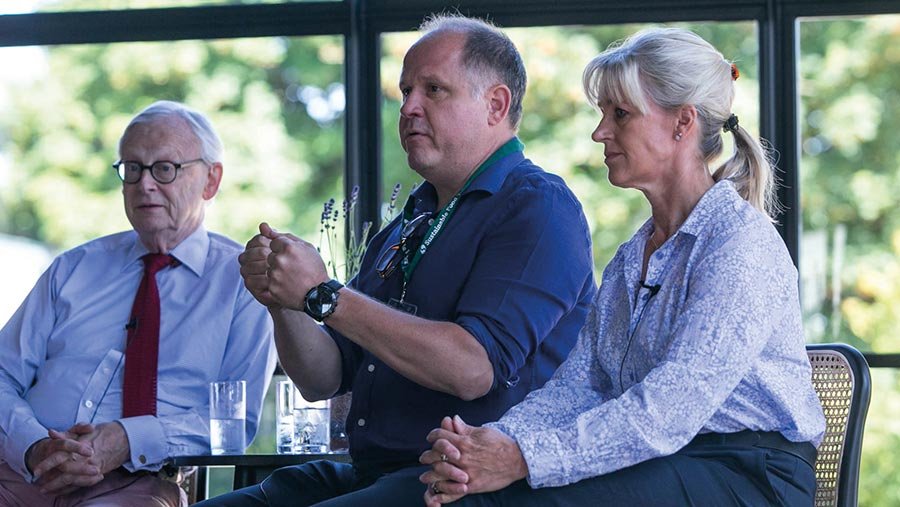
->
[419,13,527,130]
[119,100,223,165]
[583,27,778,220]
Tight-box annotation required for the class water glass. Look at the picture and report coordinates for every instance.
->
[293,392,330,453]
[330,392,351,452]
[209,380,247,455]
[275,380,295,454]
[330,419,349,452]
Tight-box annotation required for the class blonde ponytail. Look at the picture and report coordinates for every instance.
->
[583,27,780,220]
[712,120,779,220]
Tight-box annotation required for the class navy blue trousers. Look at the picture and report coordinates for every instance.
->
[193,461,426,507]
[452,444,815,506]
[195,444,814,506]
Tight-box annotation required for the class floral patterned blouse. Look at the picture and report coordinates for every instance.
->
[489,180,826,488]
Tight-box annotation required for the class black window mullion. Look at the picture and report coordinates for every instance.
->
[760,1,801,266]
[346,0,383,237]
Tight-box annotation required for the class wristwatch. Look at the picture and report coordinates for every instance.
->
[302,279,344,321]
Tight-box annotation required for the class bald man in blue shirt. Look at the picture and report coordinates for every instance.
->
[203,14,595,507]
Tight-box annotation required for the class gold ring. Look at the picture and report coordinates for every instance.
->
[431,481,441,495]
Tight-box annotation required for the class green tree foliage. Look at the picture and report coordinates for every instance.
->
[799,16,900,506]
[0,33,345,250]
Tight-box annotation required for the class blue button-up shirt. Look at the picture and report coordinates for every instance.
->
[0,226,276,479]
[490,180,826,488]
[330,143,596,472]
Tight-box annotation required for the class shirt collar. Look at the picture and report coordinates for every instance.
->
[631,179,740,244]
[125,225,209,277]
[410,136,526,211]
[465,136,525,195]
[625,179,739,263]
[677,179,739,239]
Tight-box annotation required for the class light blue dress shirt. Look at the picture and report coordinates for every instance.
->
[0,226,276,480]
[490,180,826,488]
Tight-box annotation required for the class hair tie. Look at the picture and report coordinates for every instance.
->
[730,63,740,81]
[723,114,739,133]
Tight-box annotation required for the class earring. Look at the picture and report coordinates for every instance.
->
[674,132,683,141]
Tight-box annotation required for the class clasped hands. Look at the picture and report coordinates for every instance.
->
[418,415,529,506]
[27,421,129,496]
[239,222,329,310]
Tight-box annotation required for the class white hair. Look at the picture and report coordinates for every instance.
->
[119,100,223,165]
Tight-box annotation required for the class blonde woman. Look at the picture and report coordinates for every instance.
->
[420,27,826,506]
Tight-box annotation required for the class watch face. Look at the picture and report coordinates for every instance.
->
[305,281,341,321]
[316,288,334,305]
[307,286,333,316]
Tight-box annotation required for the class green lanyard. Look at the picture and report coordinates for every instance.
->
[398,138,524,300]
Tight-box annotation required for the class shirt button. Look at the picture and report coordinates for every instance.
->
[139,454,147,464]
[357,418,366,427]
[84,400,93,408]
[367,364,375,373]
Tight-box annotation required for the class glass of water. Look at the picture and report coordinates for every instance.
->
[209,380,246,455]
[275,380,295,454]
[293,391,330,454]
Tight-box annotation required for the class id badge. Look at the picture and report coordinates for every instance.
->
[388,297,418,315]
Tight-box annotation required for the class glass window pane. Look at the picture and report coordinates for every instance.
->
[381,22,758,270]
[799,14,900,352]
[862,368,900,506]
[0,35,345,326]
[799,14,900,506]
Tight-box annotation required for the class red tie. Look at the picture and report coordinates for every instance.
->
[122,254,175,418]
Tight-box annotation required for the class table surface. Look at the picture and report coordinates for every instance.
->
[170,451,351,467]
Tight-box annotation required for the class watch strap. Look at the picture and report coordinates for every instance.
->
[322,279,344,293]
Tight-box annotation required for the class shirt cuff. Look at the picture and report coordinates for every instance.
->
[501,423,569,489]
[9,424,51,482]
[457,318,510,390]
[117,415,167,471]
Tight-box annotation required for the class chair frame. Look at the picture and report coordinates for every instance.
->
[807,343,871,507]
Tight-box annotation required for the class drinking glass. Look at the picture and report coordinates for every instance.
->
[275,380,295,454]
[209,380,246,455]
[293,392,330,453]
[330,392,351,452]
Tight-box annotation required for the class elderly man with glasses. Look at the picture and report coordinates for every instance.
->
[0,100,276,506]
[204,13,597,507]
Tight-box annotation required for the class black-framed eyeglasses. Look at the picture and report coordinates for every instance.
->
[375,212,433,279]
[112,158,206,184]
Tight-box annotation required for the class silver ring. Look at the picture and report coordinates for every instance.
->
[431,481,441,495]
[440,453,448,462]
